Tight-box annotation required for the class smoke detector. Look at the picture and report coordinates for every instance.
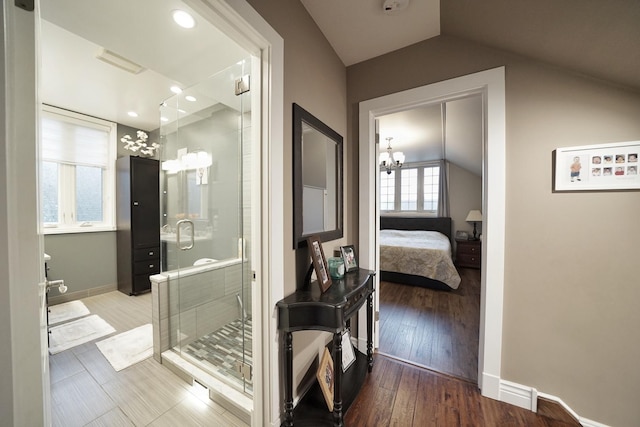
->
[383,0,409,14]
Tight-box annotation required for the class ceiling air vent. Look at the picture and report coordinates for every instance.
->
[95,48,145,74]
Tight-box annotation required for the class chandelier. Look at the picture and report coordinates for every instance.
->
[379,137,405,174]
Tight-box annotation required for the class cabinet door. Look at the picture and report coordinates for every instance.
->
[131,158,160,248]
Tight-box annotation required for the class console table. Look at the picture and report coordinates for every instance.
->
[277,269,375,427]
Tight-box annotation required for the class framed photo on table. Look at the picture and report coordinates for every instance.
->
[340,245,358,272]
[307,235,332,293]
[316,347,334,411]
[341,330,356,372]
[553,141,640,191]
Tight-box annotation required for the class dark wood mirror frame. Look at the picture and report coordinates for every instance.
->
[293,103,343,249]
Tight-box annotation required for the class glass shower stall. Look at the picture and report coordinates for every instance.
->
[158,58,254,396]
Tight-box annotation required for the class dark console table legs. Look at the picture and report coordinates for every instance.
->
[367,293,374,372]
[332,332,343,426]
[277,270,375,426]
[284,332,294,427]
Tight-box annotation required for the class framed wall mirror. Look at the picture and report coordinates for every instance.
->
[293,103,343,248]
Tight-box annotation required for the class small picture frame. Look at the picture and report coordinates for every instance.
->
[307,235,332,293]
[341,330,356,372]
[340,245,358,272]
[455,230,469,241]
[316,347,334,411]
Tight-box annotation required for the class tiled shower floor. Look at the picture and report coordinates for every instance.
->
[183,317,253,394]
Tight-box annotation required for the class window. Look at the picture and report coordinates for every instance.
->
[40,105,117,233]
[400,168,418,210]
[380,163,440,214]
[423,166,439,211]
[379,170,395,211]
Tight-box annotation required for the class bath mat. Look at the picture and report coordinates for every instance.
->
[49,315,115,355]
[96,323,153,372]
[48,300,90,326]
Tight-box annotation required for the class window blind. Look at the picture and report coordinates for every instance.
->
[41,108,112,167]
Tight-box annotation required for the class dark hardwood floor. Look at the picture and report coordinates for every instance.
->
[378,267,481,382]
[345,354,579,427]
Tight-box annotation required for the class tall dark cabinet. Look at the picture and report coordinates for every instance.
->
[116,156,160,295]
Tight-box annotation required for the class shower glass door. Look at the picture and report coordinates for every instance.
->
[159,58,254,395]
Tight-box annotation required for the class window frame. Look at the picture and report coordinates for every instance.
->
[40,105,117,234]
[379,161,441,216]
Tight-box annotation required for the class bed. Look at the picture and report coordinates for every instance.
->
[379,217,461,291]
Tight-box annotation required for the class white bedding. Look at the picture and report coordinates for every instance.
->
[380,229,461,289]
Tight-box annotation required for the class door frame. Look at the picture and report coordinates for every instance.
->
[3,1,285,426]
[1,2,49,426]
[358,67,506,400]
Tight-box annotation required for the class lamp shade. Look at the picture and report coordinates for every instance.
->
[465,210,482,222]
[393,151,405,164]
[379,151,390,164]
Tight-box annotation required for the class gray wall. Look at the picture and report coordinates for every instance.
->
[448,162,482,247]
[45,232,117,302]
[347,34,640,427]
[44,123,155,302]
[246,0,349,393]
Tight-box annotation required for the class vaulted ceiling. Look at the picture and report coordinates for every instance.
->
[40,0,640,173]
[302,0,640,91]
[302,0,640,174]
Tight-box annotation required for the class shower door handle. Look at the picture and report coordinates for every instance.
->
[176,219,195,250]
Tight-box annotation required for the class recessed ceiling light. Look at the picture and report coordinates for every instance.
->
[185,95,197,102]
[127,111,138,117]
[161,117,169,122]
[172,10,195,29]
[178,109,186,114]
[170,86,182,94]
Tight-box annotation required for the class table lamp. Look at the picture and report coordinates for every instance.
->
[465,210,482,240]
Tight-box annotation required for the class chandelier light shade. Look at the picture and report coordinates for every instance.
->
[379,137,404,174]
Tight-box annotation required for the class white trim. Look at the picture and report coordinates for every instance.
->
[579,417,611,427]
[358,67,506,400]
[5,0,283,426]
[499,379,537,411]
[494,386,612,427]
[2,1,49,425]
[190,2,284,426]
[537,392,611,427]
[208,2,284,426]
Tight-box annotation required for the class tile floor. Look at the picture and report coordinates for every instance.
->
[49,290,249,427]
[184,318,253,394]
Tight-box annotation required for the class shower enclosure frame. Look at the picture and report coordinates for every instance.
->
[158,56,257,399]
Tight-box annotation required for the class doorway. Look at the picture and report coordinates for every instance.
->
[40,0,258,403]
[375,97,483,382]
[357,67,506,399]
[2,1,283,426]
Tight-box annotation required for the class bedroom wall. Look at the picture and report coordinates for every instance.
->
[448,162,482,249]
[347,35,640,427]
[246,0,349,401]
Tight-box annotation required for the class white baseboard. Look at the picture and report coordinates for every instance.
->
[536,392,611,427]
[579,417,611,427]
[357,336,367,354]
[48,283,117,305]
[499,379,537,411]
[495,382,611,427]
[480,371,501,400]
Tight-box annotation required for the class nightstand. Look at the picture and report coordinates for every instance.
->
[455,239,481,269]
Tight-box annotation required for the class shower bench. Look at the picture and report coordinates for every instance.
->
[277,269,375,426]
